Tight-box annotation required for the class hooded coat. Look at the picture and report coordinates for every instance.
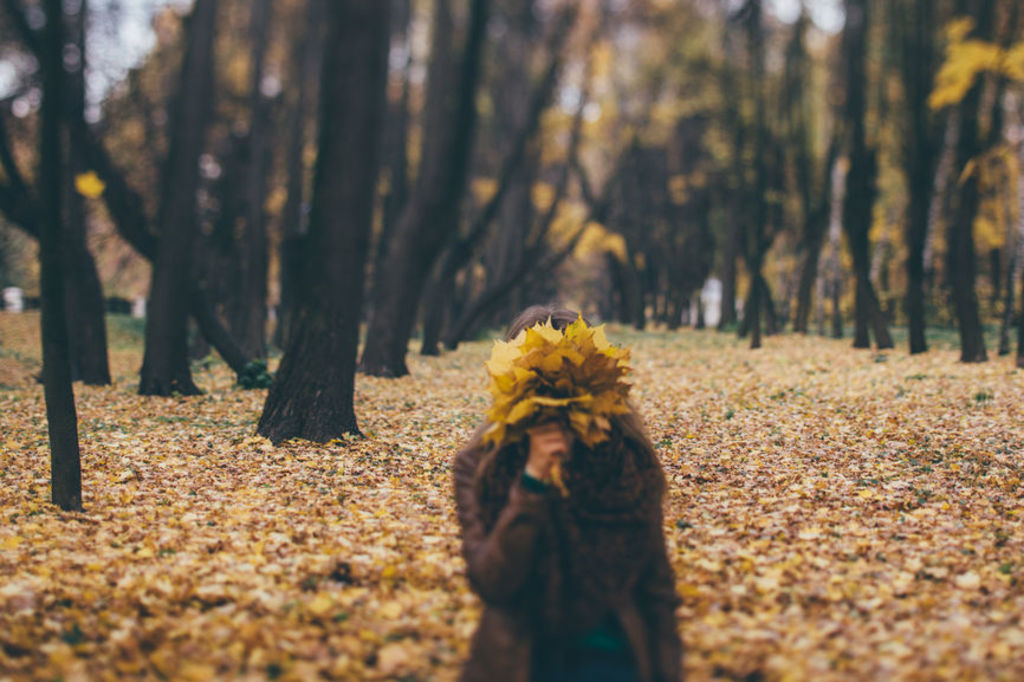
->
[453,425,682,682]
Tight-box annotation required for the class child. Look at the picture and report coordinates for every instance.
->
[453,305,681,682]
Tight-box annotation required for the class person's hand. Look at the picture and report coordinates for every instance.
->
[525,421,571,481]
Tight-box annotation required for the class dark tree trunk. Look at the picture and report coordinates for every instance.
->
[841,0,892,351]
[40,0,82,510]
[947,0,993,363]
[64,232,110,384]
[258,0,389,443]
[749,274,763,349]
[1018,262,1024,368]
[793,141,839,335]
[420,4,578,356]
[740,0,770,351]
[62,0,110,385]
[230,0,274,359]
[274,0,326,350]
[718,205,739,330]
[419,257,456,357]
[139,0,218,396]
[999,244,1017,356]
[360,0,489,377]
[371,0,414,309]
[830,278,843,338]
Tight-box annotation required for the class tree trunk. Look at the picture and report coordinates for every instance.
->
[1018,259,1024,368]
[139,0,219,396]
[230,0,273,359]
[275,0,325,350]
[371,0,414,313]
[841,0,892,350]
[946,0,993,363]
[748,274,763,349]
[63,0,110,385]
[40,0,82,510]
[258,0,389,443]
[1000,119,1024,356]
[419,257,456,357]
[360,0,489,377]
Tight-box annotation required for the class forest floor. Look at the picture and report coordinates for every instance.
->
[1,311,1023,681]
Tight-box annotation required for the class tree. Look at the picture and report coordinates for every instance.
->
[39,0,82,510]
[418,3,578,356]
[841,0,893,350]
[139,0,219,395]
[945,0,994,363]
[788,12,838,336]
[258,0,390,443]
[228,0,274,360]
[898,0,942,354]
[0,0,110,386]
[275,0,326,351]
[359,0,490,377]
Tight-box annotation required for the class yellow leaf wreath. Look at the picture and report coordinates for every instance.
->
[482,316,632,492]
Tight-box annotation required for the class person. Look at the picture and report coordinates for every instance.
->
[453,305,682,682]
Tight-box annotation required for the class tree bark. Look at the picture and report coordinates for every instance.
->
[370,0,413,318]
[360,0,490,377]
[39,0,82,510]
[139,0,219,396]
[1000,116,1024,356]
[946,0,993,363]
[230,0,274,359]
[258,0,389,443]
[419,3,577,356]
[841,0,892,350]
[274,0,325,350]
[62,0,111,385]
[0,0,111,385]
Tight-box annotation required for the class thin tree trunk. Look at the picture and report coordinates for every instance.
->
[420,3,579,357]
[924,112,958,292]
[827,156,846,338]
[230,0,273,359]
[946,0,993,363]
[62,0,110,385]
[1018,258,1024,368]
[841,0,892,350]
[1000,119,1024,355]
[275,0,325,350]
[139,0,219,395]
[40,0,82,510]
[371,0,413,314]
[360,0,490,377]
[258,0,389,443]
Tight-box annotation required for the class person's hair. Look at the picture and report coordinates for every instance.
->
[504,304,590,341]
[464,304,664,501]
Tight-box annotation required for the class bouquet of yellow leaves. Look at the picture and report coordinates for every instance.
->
[482,316,632,493]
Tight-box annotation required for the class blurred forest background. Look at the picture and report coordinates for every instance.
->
[2,0,1024,400]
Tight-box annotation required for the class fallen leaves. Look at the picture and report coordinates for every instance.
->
[0,313,1023,680]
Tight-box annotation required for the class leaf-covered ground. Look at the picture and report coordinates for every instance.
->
[1,312,1023,681]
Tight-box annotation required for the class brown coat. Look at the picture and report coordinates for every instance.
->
[453,438,682,682]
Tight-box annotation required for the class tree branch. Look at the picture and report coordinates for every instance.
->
[0,0,43,57]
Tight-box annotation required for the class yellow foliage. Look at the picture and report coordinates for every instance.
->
[573,223,628,263]
[74,171,106,199]
[930,18,1024,110]
[973,214,1003,251]
[669,175,690,205]
[482,316,632,460]
[929,39,1003,110]
[531,182,555,213]
[470,178,497,204]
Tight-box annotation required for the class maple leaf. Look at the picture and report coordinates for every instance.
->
[482,316,631,452]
